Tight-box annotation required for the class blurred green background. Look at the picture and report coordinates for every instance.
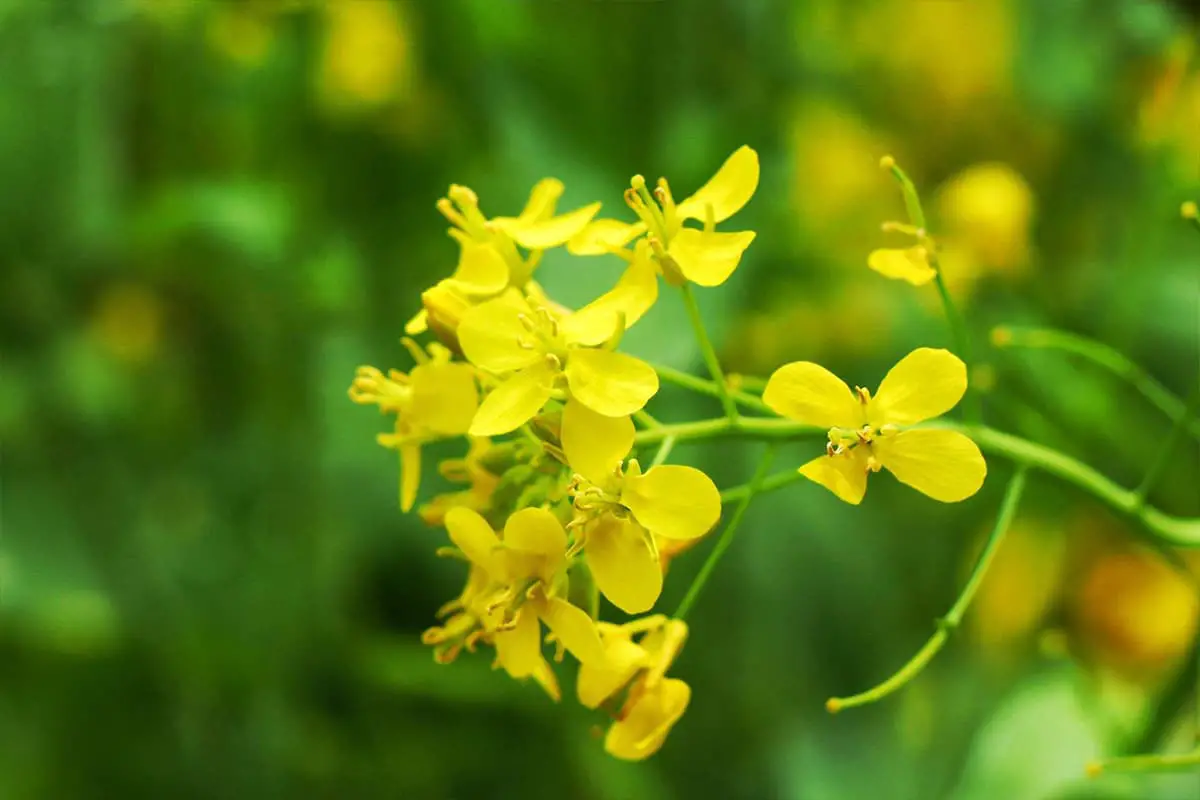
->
[2,0,1200,797]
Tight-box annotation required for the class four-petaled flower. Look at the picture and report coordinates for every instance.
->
[562,403,721,613]
[458,289,659,436]
[437,506,607,686]
[576,615,691,761]
[570,145,760,290]
[763,348,986,504]
[348,342,479,511]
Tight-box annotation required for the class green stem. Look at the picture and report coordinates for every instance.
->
[993,326,1200,441]
[649,435,677,469]
[930,257,981,425]
[827,467,1027,712]
[673,445,777,620]
[719,469,808,504]
[679,284,739,422]
[1134,381,1200,505]
[650,362,774,414]
[633,414,1200,547]
[633,408,661,430]
[883,160,980,425]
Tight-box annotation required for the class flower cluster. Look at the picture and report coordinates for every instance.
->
[350,147,988,761]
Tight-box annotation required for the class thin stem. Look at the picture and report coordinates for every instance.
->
[993,326,1200,441]
[883,158,980,425]
[673,445,777,621]
[929,256,981,425]
[679,284,739,422]
[1134,381,1200,506]
[651,362,774,414]
[1087,749,1200,776]
[827,467,1028,713]
[632,412,1200,548]
[633,408,662,430]
[719,468,808,504]
[649,435,677,469]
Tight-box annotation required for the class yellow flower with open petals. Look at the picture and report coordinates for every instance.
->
[577,615,691,761]
[349,343,479,511]
[407,179,602,339]
[569,146,759,287]
[440,507,607,680]
[562,404,721,613]
[763,348,986,504]
[458,290,659,436]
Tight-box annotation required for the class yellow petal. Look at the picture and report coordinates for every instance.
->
[564,246,659,345]
[494,608,542,679]
[677,145,759,223]
[410,362,478,435]
[622,465,721,541]
[867,247,936,286]
[399,442,421,512]
[873,429,987,502]
[577,637,647,709]
[605,678,691,761]
[498,203,603,250]
[798,451,869,505]
[468,361,557,436]
[667,228,756,287]
[564,349,658,417]
[530,657,562,702]
[503,507,567,576]
[868,348,967,426]
[561,399,633,485]
[538,595,606,664]
[447,242,509,295]
[585,516,664,615]
[458,292,542,373]
[518,178,564,221]
[444,507,505,575]
[567,218,647,256]
[762,361,863,428]
[404,308,428,335]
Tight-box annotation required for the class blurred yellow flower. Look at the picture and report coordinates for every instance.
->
[968,516,1066,654]
[577,615,691,761]
[317,0,415,112]
[562,404,720,613]
[1136,34,1200,182]
[1072,545,1200,683]
[934,162,1035,279]
[570,146,759,287]
[348,341,478,511]
[764,348,986,504]
[89,283,165,365]
[457,289,658,436]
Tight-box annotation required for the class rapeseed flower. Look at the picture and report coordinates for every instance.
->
[763,348,986,504]
[577,615,691,761]
[562,403,720,613]
[570,145,759,288]
[458,289,658,436]
[348,341,478,511]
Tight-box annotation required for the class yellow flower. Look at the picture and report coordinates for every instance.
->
[866,242,936,286]
[458,290,659,436]
[407,180,602,338]
[442,507,607,677]
[348,342,479,511]
[418,437,502,527]
[934,163,1034,279]
[569,146,759,287]
[562,403,721,613]
[763,348,986,504]
[317,0,414,111]
[577,616,691,761]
